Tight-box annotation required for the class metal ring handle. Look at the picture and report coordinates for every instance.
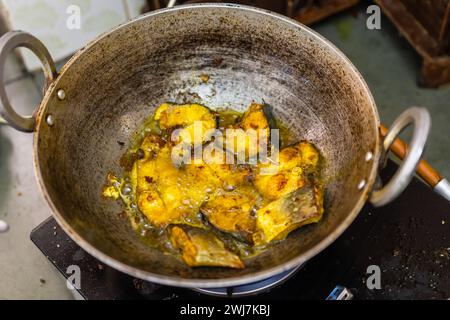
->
[0,31,57,132]
[370,107,431,207]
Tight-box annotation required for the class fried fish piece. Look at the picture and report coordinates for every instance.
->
[253,141,320,200]
[154,103,217,145]
[137,189,168,226]
[254,168,306,201]
[170,226,244,269]
[296,141,320,169]
[131,136,207,228]
[232,103,272,159]
[200,186,258,243]
[240,103,271,133]
[253,182,324,245]
[124,135,166,226]
[190,146,252,190]
[132,148,174,227]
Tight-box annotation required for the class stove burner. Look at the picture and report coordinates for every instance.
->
[193,265,303,297]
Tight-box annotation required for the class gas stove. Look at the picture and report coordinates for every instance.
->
[30,161,450,300]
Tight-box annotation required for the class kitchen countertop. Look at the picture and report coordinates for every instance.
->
[0,2,449,299]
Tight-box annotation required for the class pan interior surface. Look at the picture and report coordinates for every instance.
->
[35,4,379,287]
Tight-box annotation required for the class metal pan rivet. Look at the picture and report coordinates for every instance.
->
[0,220,9,233]
[46,114,55,126]
[358,179,366,190]
[57,89,66,101]
[365,151,373,162]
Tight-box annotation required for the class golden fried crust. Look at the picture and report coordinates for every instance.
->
[154,103,217,145]
[237,103,270,159]
[253,141,320,200]
[240,103,270,132]
[170,226,244,269]
[133,142,206,228]
[200,187,258,243]
[253,183,324,245]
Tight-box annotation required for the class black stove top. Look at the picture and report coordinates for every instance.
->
[30,161,450,300]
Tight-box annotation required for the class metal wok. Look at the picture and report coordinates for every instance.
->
[0,4,430,288]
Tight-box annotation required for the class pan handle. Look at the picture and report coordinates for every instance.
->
[0,31,57,132]
[370,107,431,207]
